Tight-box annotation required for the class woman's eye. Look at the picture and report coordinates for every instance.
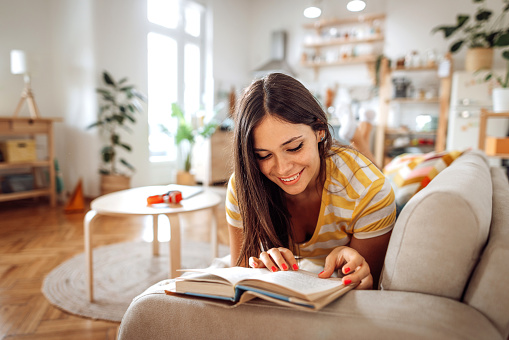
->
[288,142,303,152]
[256,153,271,160]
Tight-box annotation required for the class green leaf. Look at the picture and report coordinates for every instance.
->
[101,146,114,163]
[485,73,493,81]
[120,158,135,171]
[171,103,185,121]
[103,71,116,87]
[120,86,134,92]
[494,32,509,47]
[450,40,464,53]
[175,124,194,145]
[111,134,120,145]
[502,50,509,60]
[475,9,492,21]
[118,77,128,85]
[123,112,135,123]
[120,143,132,152]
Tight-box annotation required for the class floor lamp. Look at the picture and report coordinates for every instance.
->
[11,50,40,119]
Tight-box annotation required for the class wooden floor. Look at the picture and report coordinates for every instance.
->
[0,195,229,340]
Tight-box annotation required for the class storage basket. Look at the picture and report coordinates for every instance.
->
[0,139,37,163]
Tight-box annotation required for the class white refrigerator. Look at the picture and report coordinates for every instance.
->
[446,70,508,166]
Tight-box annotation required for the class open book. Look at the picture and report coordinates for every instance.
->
[167,266,355,311]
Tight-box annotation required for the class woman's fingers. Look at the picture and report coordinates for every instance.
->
[259,251,278,272]
[342,260,371,289]
[249,257,263,268]
[252,248,298,272]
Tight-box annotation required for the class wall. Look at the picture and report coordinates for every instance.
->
[0,0,506,197]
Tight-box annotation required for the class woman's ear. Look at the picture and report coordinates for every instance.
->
[318,130,325,142]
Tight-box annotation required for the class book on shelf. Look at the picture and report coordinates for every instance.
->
[166,266,355,311]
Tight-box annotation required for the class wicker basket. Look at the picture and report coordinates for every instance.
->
[0,139,37,163]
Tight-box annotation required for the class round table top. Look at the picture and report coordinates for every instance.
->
[90,185,222,216]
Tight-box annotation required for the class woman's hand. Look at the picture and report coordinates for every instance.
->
[249,247,299,272]
[318,246,373,290]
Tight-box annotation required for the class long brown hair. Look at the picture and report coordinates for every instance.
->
[233,73,335,266]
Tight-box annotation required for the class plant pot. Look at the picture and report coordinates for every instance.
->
[100,174,131,195]
[176,171,196,186]
[465,48,493,72]
[492,88,509,113]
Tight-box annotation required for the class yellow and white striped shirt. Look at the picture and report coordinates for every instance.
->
[226,147,396,265]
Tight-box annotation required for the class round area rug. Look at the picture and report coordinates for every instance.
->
[42,241,229,322]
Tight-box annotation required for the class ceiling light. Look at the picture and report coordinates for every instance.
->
[304,6,321,18]
[347,0,366,12]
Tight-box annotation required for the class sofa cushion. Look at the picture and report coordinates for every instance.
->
[383,150,463,211]
[381,150,492,300]
[463,166,509,338]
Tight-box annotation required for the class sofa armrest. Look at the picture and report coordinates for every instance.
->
[118,288,501,340]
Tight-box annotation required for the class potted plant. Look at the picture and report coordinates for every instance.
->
[161,103,217,185]
[432,0,509,71]
[484,49,509,112]
[88,71,147,195]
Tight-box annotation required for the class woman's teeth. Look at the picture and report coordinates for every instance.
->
[281,173,299,182]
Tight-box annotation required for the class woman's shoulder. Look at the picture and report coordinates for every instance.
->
[327,146,386,183]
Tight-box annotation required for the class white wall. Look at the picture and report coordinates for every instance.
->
[0,0,506,198]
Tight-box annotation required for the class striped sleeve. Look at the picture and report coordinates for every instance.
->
[225,174,243,228]
[334,148,396,239]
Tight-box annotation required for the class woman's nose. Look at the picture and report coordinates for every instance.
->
[274,155,292,175]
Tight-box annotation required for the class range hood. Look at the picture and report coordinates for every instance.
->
[253,30,296,77]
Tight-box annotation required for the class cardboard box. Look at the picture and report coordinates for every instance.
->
[485,137,509,155]
[0,139,37,163]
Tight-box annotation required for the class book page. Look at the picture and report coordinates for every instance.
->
[240,270,344,300]
[179,267,280,285]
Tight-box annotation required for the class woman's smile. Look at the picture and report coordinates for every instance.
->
[278,169,304,185]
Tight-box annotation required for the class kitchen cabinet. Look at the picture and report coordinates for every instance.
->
[478,109,509,158]
[301,13,385,81]
[374,55,453,167]
[0,117,61,206]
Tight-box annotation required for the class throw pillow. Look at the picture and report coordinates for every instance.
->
[383,150,463,212]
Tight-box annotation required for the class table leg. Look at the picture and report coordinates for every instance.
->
[167,214,181,278]
[84,210,98,302]
[211,206,219,258]
[152,215,159,256]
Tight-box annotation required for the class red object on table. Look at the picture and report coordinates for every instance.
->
[147,191,183,205]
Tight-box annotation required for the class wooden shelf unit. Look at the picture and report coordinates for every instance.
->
[478,109,509,158]
[0,117,61,206]
[374,55,453,167]
[301,13,385,80]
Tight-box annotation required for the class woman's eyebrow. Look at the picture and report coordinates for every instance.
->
[254,135,303,151]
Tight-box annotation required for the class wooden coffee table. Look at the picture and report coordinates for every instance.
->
[83,185,222,302]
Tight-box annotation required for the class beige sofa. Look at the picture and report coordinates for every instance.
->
[118,150,509,340]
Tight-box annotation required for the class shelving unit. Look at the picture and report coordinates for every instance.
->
[301,13,385,80]
[0,117,61,206]
[374,55,453,167]
[478,109,509,158]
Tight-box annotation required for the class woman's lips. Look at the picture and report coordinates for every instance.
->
[278,169,303,185]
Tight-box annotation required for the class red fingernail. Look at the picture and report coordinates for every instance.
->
[271,266,277,272]
[319,271,324,276]
[252,262,257,267]
[293,264,299,271]
[344,267,351,274]
[344,278,352,285]
[281,263,288,270]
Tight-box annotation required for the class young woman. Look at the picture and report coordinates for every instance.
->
[226,73,396,289]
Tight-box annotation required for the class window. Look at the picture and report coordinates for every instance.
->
[147,0,205,162]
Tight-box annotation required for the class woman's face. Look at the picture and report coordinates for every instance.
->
[252,115,323,196]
